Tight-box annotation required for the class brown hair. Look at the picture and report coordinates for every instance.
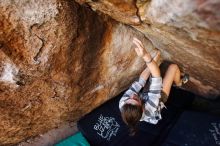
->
[121,103,143,136]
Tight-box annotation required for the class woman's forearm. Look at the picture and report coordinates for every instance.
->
[140,68,151,81]
[143,54,161,78]
[132,37,161,78]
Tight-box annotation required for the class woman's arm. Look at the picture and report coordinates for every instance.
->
[119,38,161,110]
[133,38,161,78]
[140,68,151,81]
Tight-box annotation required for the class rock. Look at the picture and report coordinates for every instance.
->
[1,0,220,145]
[0,0,154,145]
[75,0,141,25]
[76,0,220,99]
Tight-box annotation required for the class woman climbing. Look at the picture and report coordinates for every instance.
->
[119,37,189,135]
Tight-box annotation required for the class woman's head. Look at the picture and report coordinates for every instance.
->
[121,94,143,136]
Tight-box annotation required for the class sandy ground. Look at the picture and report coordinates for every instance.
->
[17,122,78,146]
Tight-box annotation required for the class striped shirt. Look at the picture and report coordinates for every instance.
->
[119,77,165,124]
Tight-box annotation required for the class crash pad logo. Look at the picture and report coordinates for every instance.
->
[93,114,120,141]
[209,122,220,145]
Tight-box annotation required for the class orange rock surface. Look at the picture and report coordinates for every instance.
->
[1,0,220,145]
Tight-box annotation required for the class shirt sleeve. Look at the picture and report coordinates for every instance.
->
[119,77,146,110]
[149,77,162,93]
[141,77,163,124]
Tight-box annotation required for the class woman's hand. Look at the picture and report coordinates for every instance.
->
[133,37,147,57]
[133,37,152,62]
[133,38,161,78]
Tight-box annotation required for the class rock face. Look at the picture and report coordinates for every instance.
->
[0,0,154,145]
[1,0,220,145]
[76,0,220,98]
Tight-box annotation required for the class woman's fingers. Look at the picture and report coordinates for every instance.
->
[153,50,161,63]
[134,47,142,56]
[133,39,141,47]
[133,37,142,44]
[133,37,150,57]
[134,47,139,54]
[133,40,143,51]
[133,37,144,48]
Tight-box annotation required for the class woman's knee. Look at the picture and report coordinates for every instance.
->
[168,64,179,71]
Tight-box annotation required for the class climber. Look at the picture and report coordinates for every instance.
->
[119,37,189,136]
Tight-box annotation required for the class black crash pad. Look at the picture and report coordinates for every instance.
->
[162,111,220,146]
[77,87,194,146]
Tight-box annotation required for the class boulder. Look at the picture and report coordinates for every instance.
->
[76,0,220,99]
[1,0,220,145]
[0,0,154,145]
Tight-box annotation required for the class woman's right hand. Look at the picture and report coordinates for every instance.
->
[133,37,152,62]
[133,37,147,58]
[133,38,161,78]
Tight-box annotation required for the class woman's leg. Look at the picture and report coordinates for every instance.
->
[162,64,182,96]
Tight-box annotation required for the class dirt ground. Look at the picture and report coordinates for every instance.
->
[17,122,78,146]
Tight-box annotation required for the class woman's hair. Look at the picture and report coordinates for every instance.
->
[121,103,143,136]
